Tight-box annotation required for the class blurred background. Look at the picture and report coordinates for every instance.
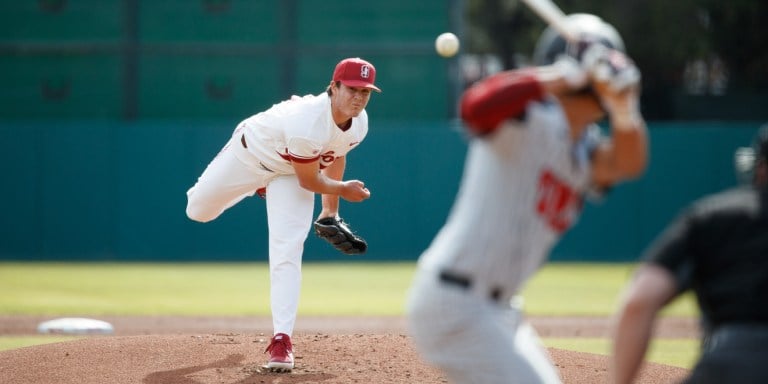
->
[0,0,765,262]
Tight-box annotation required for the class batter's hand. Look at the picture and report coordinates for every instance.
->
[582,45,641,93]
[553,55,588,90]
[340,180,370,202]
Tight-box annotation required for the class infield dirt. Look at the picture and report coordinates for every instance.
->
[0,315,694,384]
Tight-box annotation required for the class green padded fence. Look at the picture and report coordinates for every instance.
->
[0,121,762,262]
[0,1,460,120]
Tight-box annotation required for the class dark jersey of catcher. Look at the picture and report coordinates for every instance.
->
[644,186,768,330]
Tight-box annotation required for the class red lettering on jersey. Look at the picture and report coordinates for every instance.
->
[321,152,335,164]
[319,151,336,169]
[535,169,582,233]
[277,149,336,169]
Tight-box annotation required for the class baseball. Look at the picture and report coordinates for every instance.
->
[435,32,460,58]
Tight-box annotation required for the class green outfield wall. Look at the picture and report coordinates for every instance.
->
[1,2,763,262]
[0,1,462,120]
[0,121,762,262]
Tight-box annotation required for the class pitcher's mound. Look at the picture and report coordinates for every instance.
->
[0,333,688,384]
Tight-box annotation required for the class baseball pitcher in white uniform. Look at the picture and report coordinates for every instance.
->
[186,57,380,372]
[406,14,648,384]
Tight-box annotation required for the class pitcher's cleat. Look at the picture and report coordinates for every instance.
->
[265,333,294,372]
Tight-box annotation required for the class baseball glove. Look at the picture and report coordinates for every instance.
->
[313,216,367,255]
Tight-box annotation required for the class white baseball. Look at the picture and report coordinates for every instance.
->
[435,32,460,58]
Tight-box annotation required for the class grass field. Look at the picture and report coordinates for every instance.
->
[0,261,699,367]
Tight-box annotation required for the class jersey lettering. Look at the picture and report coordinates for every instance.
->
[319,151,336,169]
[535,169,582,233]
[277,149,336,169]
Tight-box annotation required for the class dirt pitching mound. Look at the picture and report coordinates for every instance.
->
[0,332,689,384]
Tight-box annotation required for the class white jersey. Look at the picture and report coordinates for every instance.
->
[237,92,368,174]
[418,97,601,295]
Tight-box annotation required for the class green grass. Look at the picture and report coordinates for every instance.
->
[0,262,271,315]
[0,262,698,316]
[522,263,699,316]
[0,261,700,367]
[0,336,83,351]
[0,262,418,316]
[544,338,699,369]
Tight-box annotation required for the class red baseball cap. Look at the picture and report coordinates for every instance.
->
[332,57,381,92]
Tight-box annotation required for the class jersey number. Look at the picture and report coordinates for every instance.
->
[536,169,581,233]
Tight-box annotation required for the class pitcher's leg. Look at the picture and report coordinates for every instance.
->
[186,141,261,222]
[265,175,314,336]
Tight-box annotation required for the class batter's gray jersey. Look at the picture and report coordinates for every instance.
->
[418,97,601,298]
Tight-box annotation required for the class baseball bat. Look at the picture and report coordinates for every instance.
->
[519,0,578,43]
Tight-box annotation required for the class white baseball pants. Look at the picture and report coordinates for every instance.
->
[186,132,314,336]
[406,267,562,384]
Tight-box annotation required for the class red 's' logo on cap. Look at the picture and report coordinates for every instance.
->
[332,58,381,92]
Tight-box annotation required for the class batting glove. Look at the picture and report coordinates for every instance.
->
[553,54,589,89]
[581,44,641,91]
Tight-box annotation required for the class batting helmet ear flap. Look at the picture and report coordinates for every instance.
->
[533,13,625,65]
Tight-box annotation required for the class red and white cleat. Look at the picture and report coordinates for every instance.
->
[265,333,294,372]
